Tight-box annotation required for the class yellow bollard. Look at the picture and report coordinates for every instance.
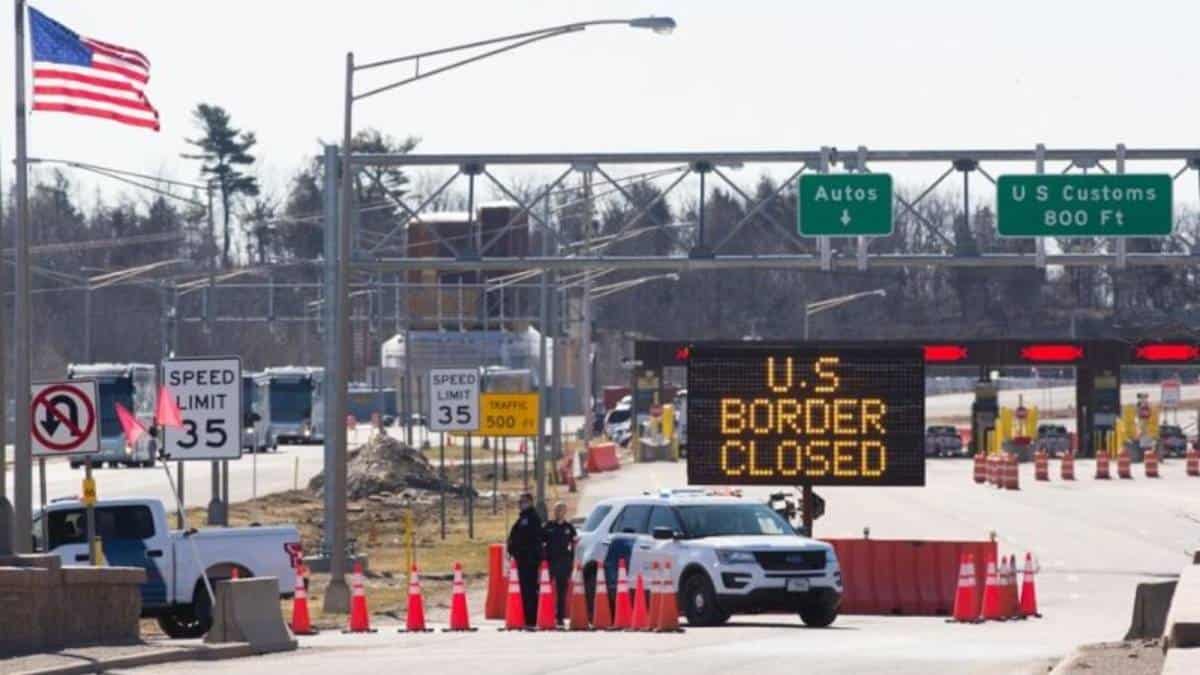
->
[91,537,106,567]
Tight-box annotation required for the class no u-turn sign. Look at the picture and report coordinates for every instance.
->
[31,380,100,457]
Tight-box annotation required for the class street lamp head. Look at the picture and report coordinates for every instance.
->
[629,16,677,34]
[665,273,681,282]
[874,289,887,298]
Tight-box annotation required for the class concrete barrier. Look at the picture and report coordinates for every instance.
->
[1164,647,1200,674]
[0,554,144,657]
[204,577,297,654]
[1124,581,1177,640]
[1165,565,1200,649]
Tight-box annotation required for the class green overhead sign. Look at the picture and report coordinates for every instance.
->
[996,175,1173,237]
[798,174,893,237]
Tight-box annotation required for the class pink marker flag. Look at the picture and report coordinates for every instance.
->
[156,385,184,428]
[114,401,146,446]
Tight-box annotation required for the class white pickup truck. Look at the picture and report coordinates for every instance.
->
[33,497,302,638]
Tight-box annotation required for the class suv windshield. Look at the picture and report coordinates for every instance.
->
[675,504,795,538]
[606,408,631,425]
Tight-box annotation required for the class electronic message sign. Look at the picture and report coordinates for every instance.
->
[687,344,925,486]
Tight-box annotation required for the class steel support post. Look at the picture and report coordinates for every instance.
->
[1115,143,1127,270]
[1035,144,1047,268]
[12,0,33,551]
[535,187,550,515]
[325,126,350,610]
[579,170,594,446]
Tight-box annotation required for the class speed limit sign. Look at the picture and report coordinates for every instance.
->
[162,357,243,460]
[428,368,480,432]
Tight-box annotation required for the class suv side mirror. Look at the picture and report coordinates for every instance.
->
[652,526,677,541]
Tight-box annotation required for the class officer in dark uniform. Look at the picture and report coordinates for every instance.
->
[542,501,577,624]
[506,492,543,626]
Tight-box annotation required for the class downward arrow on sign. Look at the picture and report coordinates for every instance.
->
[840,209,852,226]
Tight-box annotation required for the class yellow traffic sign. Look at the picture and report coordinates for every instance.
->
[479,393,539,437]
[82,476,97,506]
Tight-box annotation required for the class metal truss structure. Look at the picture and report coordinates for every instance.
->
[347,145,1200,273]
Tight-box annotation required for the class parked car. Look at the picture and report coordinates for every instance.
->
[1034,424,1071,457]
[1158,425,1188,458]
[924,426,965,457]
[34,497,301,639]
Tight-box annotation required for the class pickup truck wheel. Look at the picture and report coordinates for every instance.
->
[799,601,839,628]
[156,610,209,639]
[682,574,729,627]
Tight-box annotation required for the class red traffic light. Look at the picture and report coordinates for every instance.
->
[1020,344,1084,363]
[924,344,969,363]
[674,346,691,362]
[1135,343,1200,363]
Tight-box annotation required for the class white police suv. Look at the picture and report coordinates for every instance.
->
[576,489,843,627]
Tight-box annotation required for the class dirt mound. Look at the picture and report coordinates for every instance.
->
[308,432,471,500]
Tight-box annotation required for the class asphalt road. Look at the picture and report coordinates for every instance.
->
[130,456,1198,675]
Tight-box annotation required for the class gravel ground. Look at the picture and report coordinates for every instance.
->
[1050,640,1164,675]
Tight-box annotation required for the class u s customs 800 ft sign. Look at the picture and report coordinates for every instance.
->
[687,344,925,487]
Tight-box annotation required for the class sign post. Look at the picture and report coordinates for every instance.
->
[31,379,101,562]
[428,369,480,539]
[798,174,894,237]
[997,175,1173,237]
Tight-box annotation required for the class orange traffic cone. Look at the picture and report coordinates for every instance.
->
[290,565,316,635]
[613,559,633,629]
[501,558,527,631]
[647,562,663,630]
[592,562,613,630]
[980,556,1003,621]
[444,562,477,632]
[402,564,431,632]
[535,561,558,630]
[630,572,650,631]
[1020,553,1041,618]
[346,561,375,633]
[568,563,591,631]
[655,561,682,632]
[947,553,979,623]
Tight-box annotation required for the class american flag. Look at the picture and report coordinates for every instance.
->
[28,7,159,131]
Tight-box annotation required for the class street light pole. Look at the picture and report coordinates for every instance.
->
[329,13,675,605]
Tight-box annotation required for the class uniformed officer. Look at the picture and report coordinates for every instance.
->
[542,501,577,624]
[506,492,543,626]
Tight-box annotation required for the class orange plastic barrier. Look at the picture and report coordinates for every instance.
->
[484,543,506,620]
[827,539,997,616]
[586,442,620,473]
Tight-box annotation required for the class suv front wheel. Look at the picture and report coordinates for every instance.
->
[799,600,838,628]
[682,574,730,627]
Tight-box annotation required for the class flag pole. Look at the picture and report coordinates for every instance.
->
[12,0,34,553]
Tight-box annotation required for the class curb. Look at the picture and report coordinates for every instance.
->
[10,641,286,675]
